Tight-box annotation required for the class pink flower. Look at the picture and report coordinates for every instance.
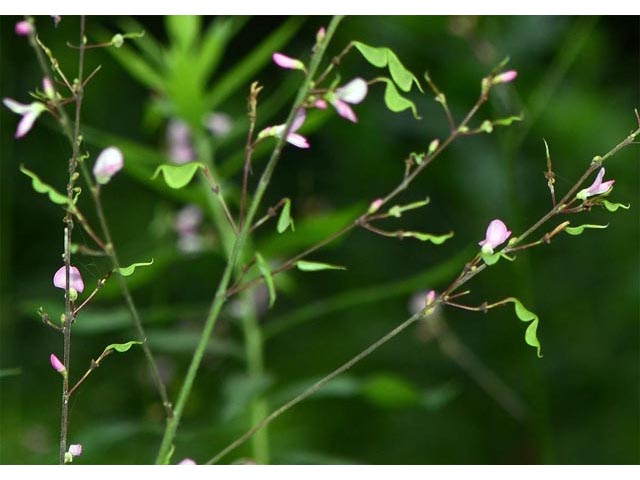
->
[479,219,511,254]
[2,98,47,138]
[257,108,309,149]
[577,167,615,200]
[493,70,518,84]
[50,353,66,373]
[313,99,328,110]
[53,266,85,294]
[328,78,368,123]
[68,444,82,457]
[42,77,55,99]
[316,27,326,43]
[93,147,124,185]
[178,458,197,465]
[368,198,384,214]
[167,119,195,164]
[272,53,305,71]
[15,20,33,36]
[426,290,436,306]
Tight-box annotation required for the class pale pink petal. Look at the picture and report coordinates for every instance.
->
[93,147,124,184]
[426,290,436,306]
[290,108,306,133]
[479,219,511,252]
[43,77,55,98]
[332,99,357,123]
[595,179,615,194]
[174,205,203,236]
[336,78,368,104]
[3,98,31,115]
[15,20,33,36]
[493,70,518,84]
[178,458,197,465]
[286,132,310,149]
[272,53,304,70]
[16,111,38,138]
[53,266,85,293]
[68,444,82,457]
[314,99,328,110]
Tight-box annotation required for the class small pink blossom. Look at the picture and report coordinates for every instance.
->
[493,70,518,84]
[42,77,55,99]
[316,27,326,43]
[174,205,203,237]
[167,120,195,164]
[368,198,384,214]
[577,167,615,200]
[257,109,309,149]
[93,147,124,185]
[15,20,33,36]
[426,290,436,306]
[50,353,66,373]
[329,78,368,123]
[313,99,328,110]
[272,53,305,71]
[53,266,85,294]
[178,458,197,465]
[68,444,82,457]
[2,98,47,138]
[479,219,511,254]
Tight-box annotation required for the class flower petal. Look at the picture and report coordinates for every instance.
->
[53,266,85,293]
[286,132,310,149]
[479,219,511,250]
[93,147,124,184]
[50,353,65,373]
[336,77,368,104]
[16,111,38,138]
[3,98,31,115]
[290,108,306,133]
[272,53,305,71]
[332,99,357,123]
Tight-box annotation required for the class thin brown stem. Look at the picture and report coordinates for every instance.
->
[201,167,238,234]
[240,82,262,228]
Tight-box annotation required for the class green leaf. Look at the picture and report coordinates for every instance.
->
[165,15,201,52]
[0,368,22,379]
[296,260,346,272]
[492,114,524,126]
[362,373,421,409]
[379,78,421,119]
[222,373,273,421]
[505,298,542,357]
[353,41,422,92]
[403,231,454,244]
[152,162,204,189]
[196,17,237,82]
[565,223,608,235]
[20,165,68,206]
[255,252,276,308]
[481,251,501,266]
[602,200,630,212]
[103,340,142,354]
[387,197,430,218]
[117,259,154,277]
[277,198,294,233]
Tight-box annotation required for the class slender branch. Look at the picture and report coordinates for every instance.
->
[201,166,239,234]
[206,312,422,464]
[240,82,262,228]
[154,16,345,465]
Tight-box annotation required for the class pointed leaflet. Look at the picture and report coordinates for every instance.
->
[379,78,421,119]
[296,260,346,272]
[504,298,542,357]
[564,224,608,236]
[277,198,295,233]
[117,259,154,277]
[152,162,205,189]
[102,340,143,354]
[403,231,454,245]
[255,252,276,308]
[352,41,422,92]
[387,197,430,218]
[20,165,68,206]
[602,200,630,212]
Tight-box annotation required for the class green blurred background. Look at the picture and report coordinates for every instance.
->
[0,16,638,464]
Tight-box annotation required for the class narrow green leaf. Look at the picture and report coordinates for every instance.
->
[403,231,454,244]
[117,259,154,277]
[379,78,421,119]
[505,298,542,357]
[20,165,68,206]
[565,223,608,236]
[353,41,422,92]
[602,200,630,212]
[296,260,346,272]
[0,368,22,379]
[152,162,204,189]
[362,373,421,409]
[103,340,143,354]
[255,253,276,308]
[196,17,237,81]
[277,198,294,233]
[165,15,201,51]
[492,114,524,126]
[386,197,430,218]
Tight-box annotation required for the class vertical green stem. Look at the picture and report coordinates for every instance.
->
[154,16,344,464]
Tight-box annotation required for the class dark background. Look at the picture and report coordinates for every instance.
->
[1,16,638,464]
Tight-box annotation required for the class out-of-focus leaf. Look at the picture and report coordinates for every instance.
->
[152,162,205,189]
[117,17,166,68]
[166,15,201,52]
[196,17,237,82]
[146,329,243,359]
[19,165,68,205]
[205,17,304,110]
[221,373,273,421]
[296,260,346,272]
[117,259,154,277]
[420,382,460,410]
[0,368,22,379]
[362,373,421,409]
[270,375,362,406]
[255,252,276,308]
[565,223,608,235]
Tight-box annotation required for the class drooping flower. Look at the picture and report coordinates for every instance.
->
[50,353,66,374]
[272,53,305,71]
[576,167,615,200]
[328,77,368,123]
[257,108,309,149]
[178,458,197,465]
[15,20,33,36]
[53,266,85,294]
[2,98,47,138]
[479,219,511,254]
[93,147,124,185]
[492,70,518,84]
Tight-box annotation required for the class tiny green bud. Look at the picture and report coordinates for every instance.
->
[480,120,493,134]
[458,126,470,134]
[111,34,124,48]
[428,139,440,155]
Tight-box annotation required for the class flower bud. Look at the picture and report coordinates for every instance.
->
[50,354,66,374]
[368,198,384,214]
[316,27,326,43]
[272,53,305,71]
[93,147,124,185]
[492,70,518,85]
[43,77,55,99]
[15,20,33,36]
